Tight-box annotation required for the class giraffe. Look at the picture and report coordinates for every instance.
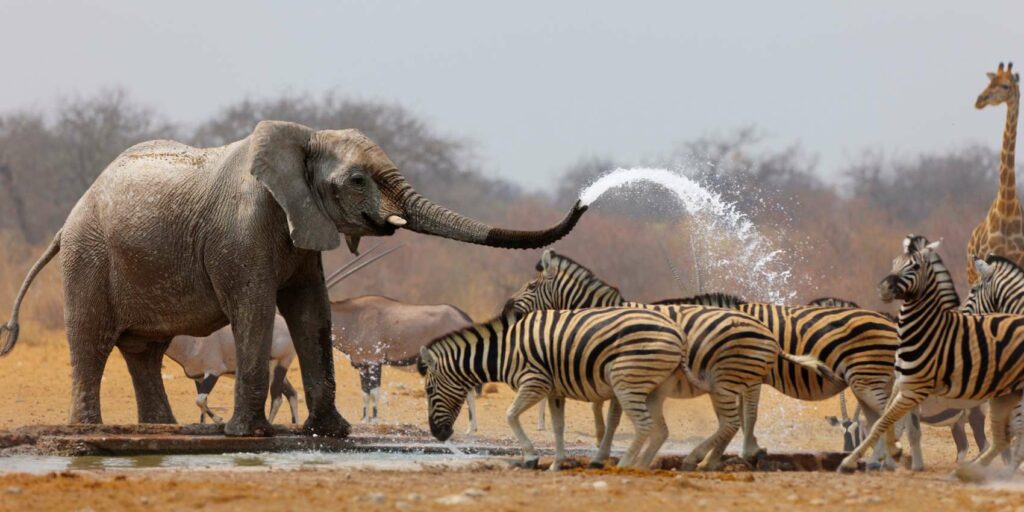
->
[967,62,1023,284]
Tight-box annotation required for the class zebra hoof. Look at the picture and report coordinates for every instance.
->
[523,458,539,470]
[837,464,857,474]
[587,460,605,469]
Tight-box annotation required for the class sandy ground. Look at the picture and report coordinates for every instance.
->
[1,338,1023,511]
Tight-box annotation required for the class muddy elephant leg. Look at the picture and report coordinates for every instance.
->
[67,332,115,424]
[119,339,176,424]
[222,303,276,437]
[277,263,349,438]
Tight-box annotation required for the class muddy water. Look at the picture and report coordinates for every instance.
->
[0,450,491,475]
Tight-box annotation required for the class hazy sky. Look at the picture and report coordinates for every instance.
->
[2,1,1021,191]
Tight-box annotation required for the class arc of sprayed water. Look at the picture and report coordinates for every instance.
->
[578,167,796,303]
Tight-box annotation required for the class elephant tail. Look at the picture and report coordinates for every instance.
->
[1,229,61,357]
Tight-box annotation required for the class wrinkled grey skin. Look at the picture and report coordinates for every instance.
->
[0,120,587,437]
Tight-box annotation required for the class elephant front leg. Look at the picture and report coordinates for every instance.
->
[277,274,349,438]
[224,305,276,437]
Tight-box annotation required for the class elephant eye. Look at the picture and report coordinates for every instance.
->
[349,173,367,187]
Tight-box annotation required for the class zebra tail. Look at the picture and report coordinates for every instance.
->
[1,229,61,357]
[780,352,842,384]
[679,362,711,393]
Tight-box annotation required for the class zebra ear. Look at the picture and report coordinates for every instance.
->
[541,249,558,277]
[975,259,994,279]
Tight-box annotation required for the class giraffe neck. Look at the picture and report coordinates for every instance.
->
[997,86,1020,208]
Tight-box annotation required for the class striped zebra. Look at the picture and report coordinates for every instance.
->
[504,250,839,469]
[961,255,1024,469]
[647,299,912,469]
[808,297,990,463]
[838,235,1024,473]
[417,307,685,470]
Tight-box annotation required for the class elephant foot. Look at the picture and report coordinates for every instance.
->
[138,407,177,425]
[225,416,274,437]
[302,410,351,438]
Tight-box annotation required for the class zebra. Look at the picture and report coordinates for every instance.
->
[808,297,990,463]
[961,254,1024,469]
[417,307,686,470]
[504,250,840,470]
[506,249,908,469]
[837,235,1024,473]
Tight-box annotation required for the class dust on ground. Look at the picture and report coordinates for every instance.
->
[2,339,1023,511]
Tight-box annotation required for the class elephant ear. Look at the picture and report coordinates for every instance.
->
[247,120,340,251]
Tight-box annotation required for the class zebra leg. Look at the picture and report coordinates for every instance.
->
[506,383,549,468]
[613,389,654,468]
[464,389,478,436]
[637,383,672,469]
[838,391,922,473]
[695,389,743,471]
[536,398,546,431]
[740,385,765,460]
[590,397,622,468]
[951,415,969,463]
[548,397,567,471]
[968,405,989,455]
[592,400,606,447]
[976,394,1017,467]
[905,410,924,471]
[851,385,902,469]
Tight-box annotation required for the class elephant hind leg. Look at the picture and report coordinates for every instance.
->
[67,329,116,424]
[119,339,176,424]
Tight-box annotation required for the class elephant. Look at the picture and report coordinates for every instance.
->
[0,120,587,437]
[330,295,476,430]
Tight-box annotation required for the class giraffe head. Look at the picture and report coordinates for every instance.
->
[976,62,1020,109]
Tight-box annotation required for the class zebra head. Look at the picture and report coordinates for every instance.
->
[878,235,941,303]
[418,345,467,441]
[503,249,621,315]
[963,256,1024,314]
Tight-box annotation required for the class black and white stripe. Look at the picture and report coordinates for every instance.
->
[838,235,1024,473]
[418,307,685,470]
[504,250,837,469]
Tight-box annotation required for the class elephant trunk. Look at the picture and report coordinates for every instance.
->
[375,169,587,249]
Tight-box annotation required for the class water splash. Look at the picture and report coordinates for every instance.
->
[579,167,795,303]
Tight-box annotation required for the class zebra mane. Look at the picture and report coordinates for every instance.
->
[544,252,623,297]
[422,313,511,353]
[652,292,748,307]
[807,297,861,308]
[984,254,1024,271]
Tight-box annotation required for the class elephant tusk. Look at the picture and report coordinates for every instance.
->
[345,235,361,255]
[387,215,407,227]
